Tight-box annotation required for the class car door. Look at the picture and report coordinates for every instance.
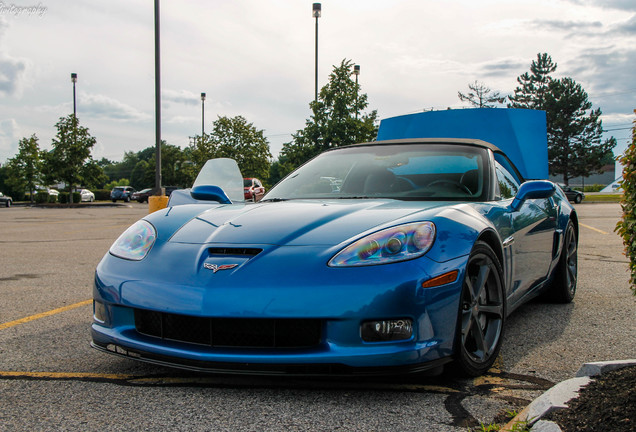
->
[495,155,556,302]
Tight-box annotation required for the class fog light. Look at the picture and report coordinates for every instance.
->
[361,319,413,342]
[93,300,107,323]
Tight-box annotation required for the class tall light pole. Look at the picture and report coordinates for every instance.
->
[353,65,360,121]
[71,73,77,118]
[313,3,321,102]
[201,92,206,139]
[70,72,77,204]
[154,0,162,196]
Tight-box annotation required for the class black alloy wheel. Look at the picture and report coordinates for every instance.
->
[454,241,505,377]
[546,221,578,303]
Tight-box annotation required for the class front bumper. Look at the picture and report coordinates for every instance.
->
[92,242,467,375]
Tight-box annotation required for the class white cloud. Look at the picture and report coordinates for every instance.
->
[0,17,28,97]
[0,118,19,155]
[79,92,151,122]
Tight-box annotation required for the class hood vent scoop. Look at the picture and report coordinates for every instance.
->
[208,247,262,257]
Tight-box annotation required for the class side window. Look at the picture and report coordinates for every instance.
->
[494,157,521,199]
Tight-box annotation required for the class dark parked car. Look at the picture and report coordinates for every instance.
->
[164,186,179,196]
[243,178,265,202]
[110,186,136,202]
[0,192,12,207]
[558,184,585,204]
[131,188,153,203]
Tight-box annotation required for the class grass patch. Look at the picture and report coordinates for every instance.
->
[583,194,622,203]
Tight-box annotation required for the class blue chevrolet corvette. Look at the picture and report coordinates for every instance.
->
[91,110,578,377]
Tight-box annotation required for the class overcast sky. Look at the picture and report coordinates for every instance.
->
[0,0,634,165]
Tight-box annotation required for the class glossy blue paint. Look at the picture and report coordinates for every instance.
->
[190,185,232,204]
[376,108,548,180]
[92,140,575,376]
[511,180,556,211]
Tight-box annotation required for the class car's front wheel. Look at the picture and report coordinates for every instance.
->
[5,200,11,208]
[453,241,505,377]
[574,195,582,204]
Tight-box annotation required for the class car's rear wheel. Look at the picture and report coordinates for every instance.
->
[112,199,116,203]
[452,241,505,377]
[6,200,11,207]
[574,195,582,204]
[545,221,577,303]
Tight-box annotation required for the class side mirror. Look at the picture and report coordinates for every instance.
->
[510,181,555,212]
[190,185,232,204]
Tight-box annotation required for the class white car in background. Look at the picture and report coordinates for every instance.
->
[80,189,95,202]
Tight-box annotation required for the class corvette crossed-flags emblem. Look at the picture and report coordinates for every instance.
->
[203,263,239,273]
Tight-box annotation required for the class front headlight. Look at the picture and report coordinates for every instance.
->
[109,220,156,261]
[329,222,435,267]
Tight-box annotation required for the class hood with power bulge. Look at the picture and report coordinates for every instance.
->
[167,200,451,246]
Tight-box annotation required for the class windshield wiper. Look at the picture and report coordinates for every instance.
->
[259,198,289,202]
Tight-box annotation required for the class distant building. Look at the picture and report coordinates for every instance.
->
[549,163,615,188]
[601,160,625,193]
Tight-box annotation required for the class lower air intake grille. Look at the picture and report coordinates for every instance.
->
[134,309,322,349]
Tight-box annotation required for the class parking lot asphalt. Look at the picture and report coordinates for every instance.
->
[0,202,634,431]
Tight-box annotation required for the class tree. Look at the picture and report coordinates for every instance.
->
[5,134,42,203]
[509,53,615,184]
[281,59,378,170]
[508,53,557,110]
[615,112,636,294]
[42,114,102,201]
[188,116,272,181]
[543,77,616,184]
[457,81,506,108]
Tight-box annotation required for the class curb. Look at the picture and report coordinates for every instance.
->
[501,359,636,432]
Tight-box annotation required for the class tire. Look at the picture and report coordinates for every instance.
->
[574,195,582,204]
[112,199,117,203]
[452,241,505,377]
[545,221,577,303]
[6,200,11,208]
[124,196,130,202]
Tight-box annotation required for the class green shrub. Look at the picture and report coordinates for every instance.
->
[583,184,605,192]
[48,194,57,203]
[615,113,636,295]
[35,192,49,203]
[94,189,111,201]
[59,192,68,203]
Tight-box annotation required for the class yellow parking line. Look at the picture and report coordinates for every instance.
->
[579,222,608,235]
[0,371,134,380]
[0,299,92,330]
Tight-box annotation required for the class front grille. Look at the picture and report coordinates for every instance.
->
[134,309,322,349]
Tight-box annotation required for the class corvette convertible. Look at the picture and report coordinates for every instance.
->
[91,110,578,377]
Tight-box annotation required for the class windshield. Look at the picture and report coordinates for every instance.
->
[266,143,489,201]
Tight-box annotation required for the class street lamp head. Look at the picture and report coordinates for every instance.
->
[71,73,77,83]
[312,3,321,18]
[354,65,360,76]
[201,92,206,101]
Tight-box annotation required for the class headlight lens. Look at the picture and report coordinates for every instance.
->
[329,222,435,267]
[109,220,156,261]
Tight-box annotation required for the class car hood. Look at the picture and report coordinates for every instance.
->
[165,200,453,247]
